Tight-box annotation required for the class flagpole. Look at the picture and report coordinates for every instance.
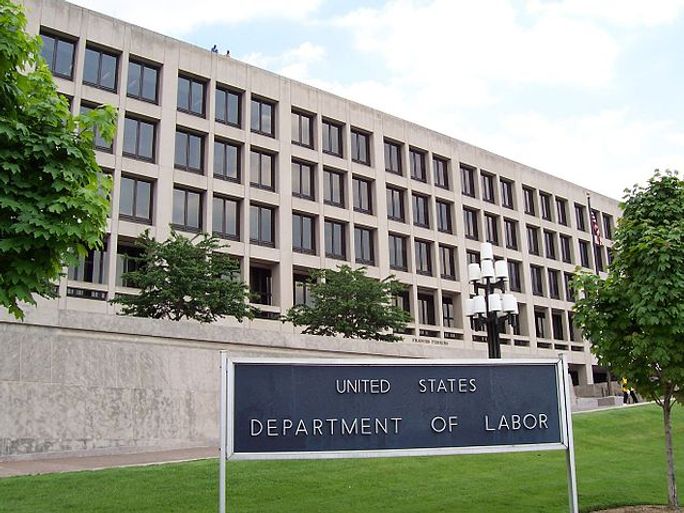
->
[585,193,600,277]
[586,192,612,394]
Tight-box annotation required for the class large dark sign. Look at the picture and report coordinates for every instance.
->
[227,359,566,458]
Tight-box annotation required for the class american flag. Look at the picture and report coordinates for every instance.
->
[590,210,602,246]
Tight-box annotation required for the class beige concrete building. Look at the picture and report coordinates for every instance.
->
[22,0,620,386]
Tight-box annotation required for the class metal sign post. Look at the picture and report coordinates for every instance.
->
[219,354,578,512]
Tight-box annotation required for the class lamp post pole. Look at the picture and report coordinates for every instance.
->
[465,242,519,359]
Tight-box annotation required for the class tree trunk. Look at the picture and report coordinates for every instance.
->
[663,393,679,508]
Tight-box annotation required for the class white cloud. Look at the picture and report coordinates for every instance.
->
[243,42,326,82]
[335,0,620,100]
[476,110,684,198]
[69,0,322,35]
[526,0,684,28]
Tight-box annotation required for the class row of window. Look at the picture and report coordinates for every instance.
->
[46,27,617,243]
[68,239,580,344]
[461,165,614,239]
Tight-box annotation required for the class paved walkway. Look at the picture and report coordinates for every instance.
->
[0,446,217,478]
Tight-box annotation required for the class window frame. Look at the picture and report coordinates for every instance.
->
[292,212,316,254]
[352,176,373,214]
[384,139,402,175]
[127,57,159,104]
[481,173,496,203]
[174,128,204,174]
[291,109,314,148]
[436,200,453,234]
[40,30,76,80]
[322,118,343,157]
[539,192,553,221]
[500,179,514,209]
[215,85,242,127]
[250,204,276,247]
[523,187,536,216]
[527,225,540,255]
[415,239,433,276]
[250,148,276,191]
[212,195,240,241]
[83,44,119,92]
[464,208,479,240]
[213,138,241,183]
[292,160,315,200]
[177,73,206,117]
[251,97,276,137]
[386,187,405,222]
[172,187,203,232]
[508,260,522,292]
[351,129,371,165]
[433,156,449,189]
[548,269,561,299]
[544,230,557,260]
[575,204,587,231]
[409,147,427,182]
[531,265,544,297]
[412,193,430,228]
[461,165,476,197]
[439,245,456,280]
[556,197,568,226]
[484,213,499,246]
[324,219,347,259]
[354,226,375,265]
[560,235,572,263]
[388,233,408,271]
[118,175,153,225]
[122,115,156,162]
[323,168,345,208]
[504,218,518,250]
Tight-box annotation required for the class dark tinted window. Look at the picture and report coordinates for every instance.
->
[216,87,241,126]
[177,74,205,116]
[40,32,75,79]
[127,59,158,102]
[214,139,240,182]
[251,98,275,136]
[84,46,118,91]
[123,116,155,161]
[212,196,239,240]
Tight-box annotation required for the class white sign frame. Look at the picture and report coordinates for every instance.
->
[218,353,578,513]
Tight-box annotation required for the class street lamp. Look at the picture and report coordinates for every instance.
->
[465,242,519,359]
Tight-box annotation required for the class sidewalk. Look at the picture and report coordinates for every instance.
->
[0,446,217,478]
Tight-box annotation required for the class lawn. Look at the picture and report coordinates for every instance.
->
[0,404,681,513]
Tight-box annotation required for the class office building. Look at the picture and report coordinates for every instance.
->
[23,0,621,386]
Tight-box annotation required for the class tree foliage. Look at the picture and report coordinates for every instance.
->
[283,265,412,342]
[0,0,116,318]
[110,230,255,323]
[572,170,684,507]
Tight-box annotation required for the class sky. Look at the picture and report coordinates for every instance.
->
[72,0,684,200]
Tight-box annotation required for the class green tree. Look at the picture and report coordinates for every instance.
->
[283,265,411,342]
[110,230,255,323]
[572,170,684,508]
[0,0,116,319]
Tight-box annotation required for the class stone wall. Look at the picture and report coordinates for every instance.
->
[0,310,484,460]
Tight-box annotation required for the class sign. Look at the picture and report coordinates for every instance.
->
[218,356,577,513]
[224,358,570,459]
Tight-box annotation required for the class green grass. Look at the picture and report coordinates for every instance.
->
[1,404,681,512]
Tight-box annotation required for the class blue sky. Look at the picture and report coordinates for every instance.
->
[73,0,684,200]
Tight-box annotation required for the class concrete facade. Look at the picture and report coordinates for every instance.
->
[0,311,485,458]
[5,0,623,457]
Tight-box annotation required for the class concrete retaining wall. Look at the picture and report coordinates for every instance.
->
[1,310,485,460]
